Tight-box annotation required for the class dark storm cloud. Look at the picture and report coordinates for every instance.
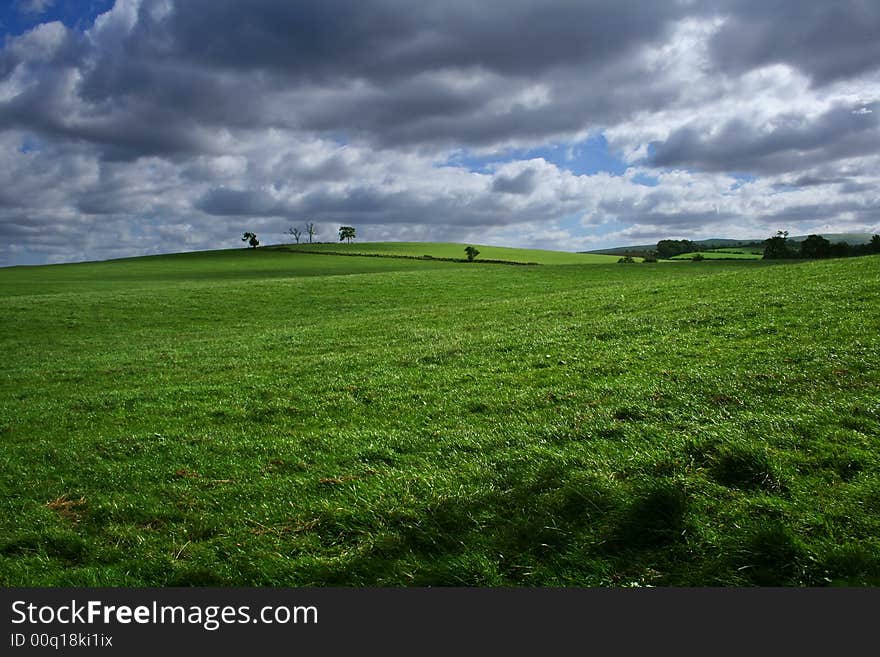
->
[78,58,241,122]
[3,1,879,162]
[648,104,880,174]
[771,175,875,196]
[196,188,284,217]
[156,0,679,81]
[4,0,873,161]
[709,0,880,85]
[0,24,221,160]
[784,175,850,188]
[492,168,538,195]
[1,94,220,160]
[202,182,538,228]
[837,181,875,195]
[761,200,879,226]
[0,0,693,156]
[2,0,880,266]
[292,187,504,227]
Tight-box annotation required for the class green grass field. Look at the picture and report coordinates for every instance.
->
[2,245,879,586]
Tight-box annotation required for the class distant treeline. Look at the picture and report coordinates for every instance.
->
[612,239,764,259]
[655,240,712,259]
[642,235,880,261]
[763,232,880,260]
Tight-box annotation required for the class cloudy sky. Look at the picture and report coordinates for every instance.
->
[1,0,879,265]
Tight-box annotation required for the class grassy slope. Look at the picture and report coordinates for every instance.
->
[279,241,621,264]
[710,247,764,255]
[670,251,763,260]
[0,248,463,297]
[1,248,879,586]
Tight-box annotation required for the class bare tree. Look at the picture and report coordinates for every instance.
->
[287,227,303,244]
[306,222,317,243]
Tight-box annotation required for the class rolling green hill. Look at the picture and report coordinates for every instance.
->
[0,247,461,297]
[1,245,879,587]
[278,241,621,264]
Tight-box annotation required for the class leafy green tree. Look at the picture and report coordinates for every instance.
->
[762,231,794,259]
[464,246,480,261]
[656,239,697,259]
[618,256,635,264]
[799,234,831,259]
[870,235,880,254]
[830,241,853,258]
[692,253,705,261]
[338,226,356,243]
[242,232,259,248]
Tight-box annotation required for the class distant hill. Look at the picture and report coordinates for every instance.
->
[585,233,875,256]
[789,232,874,244]
[583,238,757,257]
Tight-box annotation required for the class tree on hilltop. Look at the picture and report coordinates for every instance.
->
[287,226,303,244]
[799,234,831,259]
[339,226,356,243]
[307,222,317,243]
[242,232,259,248]
[763,231,794,259]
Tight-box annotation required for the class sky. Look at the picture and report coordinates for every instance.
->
[1,0,879,266]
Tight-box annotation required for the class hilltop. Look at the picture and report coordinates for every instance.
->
[273,241,620,265]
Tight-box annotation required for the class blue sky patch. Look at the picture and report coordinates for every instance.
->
[448,133,629,177]
[632,172,659,187]
[0,0,112,40]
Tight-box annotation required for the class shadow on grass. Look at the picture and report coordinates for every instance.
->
[609,480,689,549]
[1,532,89,564]
[298,458,700,585]
[711,442,782,492]
[734,522,805,586]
